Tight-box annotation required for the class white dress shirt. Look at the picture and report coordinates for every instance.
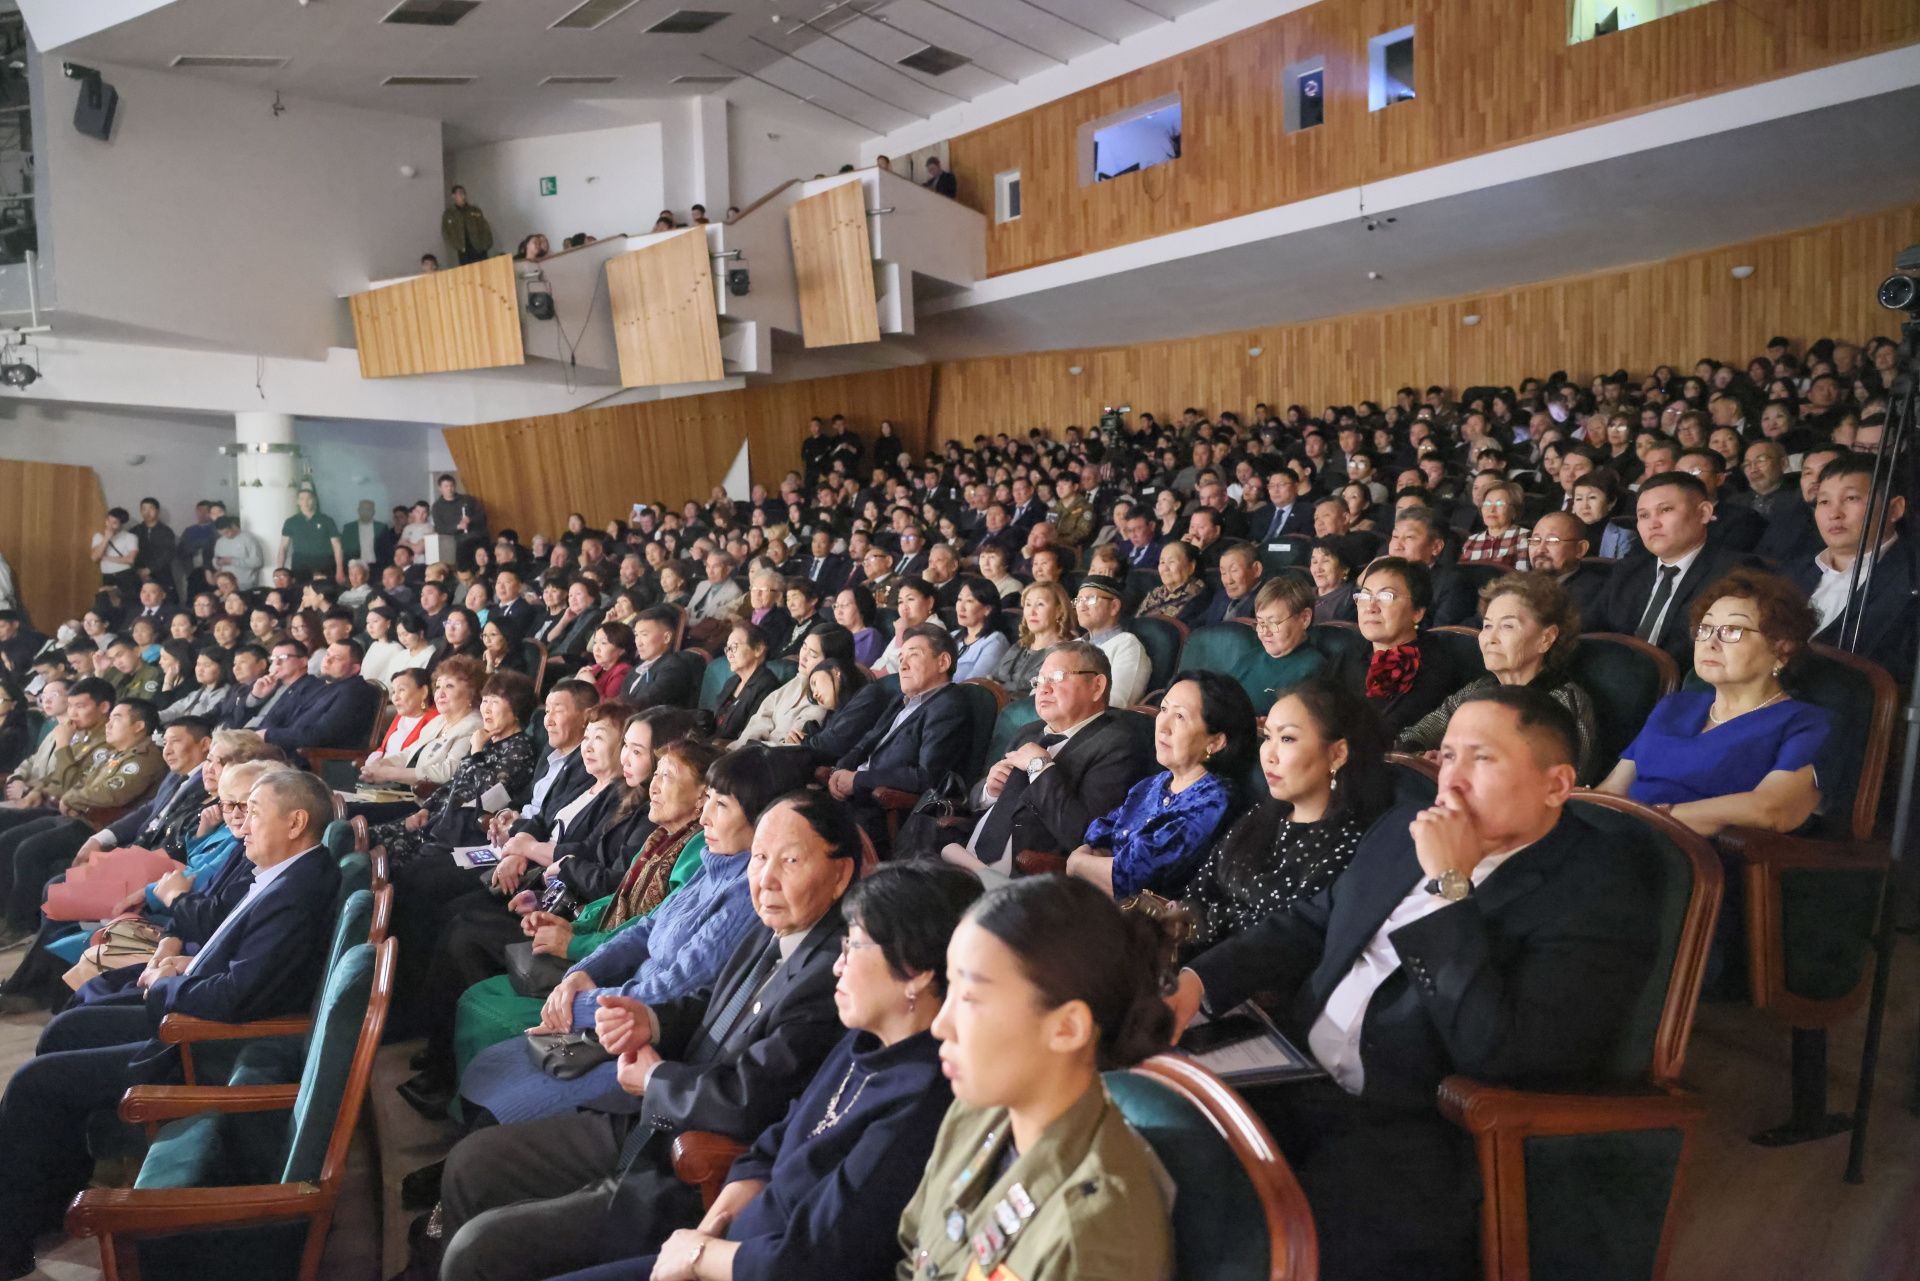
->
[1307,848,1520,1094]
[1809,537,1894,632]
[186,846,316,976]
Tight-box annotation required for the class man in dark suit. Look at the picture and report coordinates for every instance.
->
[945,641,1154,874]
[1171,689,1658,1281]
[437,792,858,1281]
[417,579,453,639]
[213,645,270,729]
[1120,509,1164,571]
[260,640,380,752]
[1757,442,1847,565]
[1597,472,1756,670]
[0,767,340,1278]
[1199,542,1264,625]
[1251,468,1313,544]
[491,568,539,643]
[1388,508,1477,627]
[922,156,958,197]
[1526,511,1611,623]
[1788,454,1918,677]
[1005,476,1044,534]
[1679,447,1766,552]
[622,606,703,710]
[828,625,972,847]
[241,639,322,732]
[800,530,850,595]
[490,680,596,850]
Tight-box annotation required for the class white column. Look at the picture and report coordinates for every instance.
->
[233,411,300,552]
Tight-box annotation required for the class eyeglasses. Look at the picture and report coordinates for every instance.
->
[839,936,880,959]
[1030,670,1100,690]
[219,800,248,814]
[1480,499,1510,510]
[1694,624,1759,645]
[1525,535,1573,547]
[1352,588,1402,606]
[1253,615,1306,633]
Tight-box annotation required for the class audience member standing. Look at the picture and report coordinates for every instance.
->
[442,185,494,266]
[922,156,957,197]
[278,488,345,585]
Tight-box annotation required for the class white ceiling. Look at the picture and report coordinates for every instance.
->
[53,0,1217,145]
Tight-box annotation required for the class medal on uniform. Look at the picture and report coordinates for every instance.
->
[992,1199,1022,1238]
[946,1209,967,1242]
[1007,1183,1036,1220]
[971,1231,995,1268]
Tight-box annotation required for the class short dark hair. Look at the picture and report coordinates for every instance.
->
[117,697,160,733]
[1455,684,1580,769]
[330,637,365,665]
[480,670,537,727]
[902,621,957,669]
[1358,555,1434,613]
[842,862,983,997]
[168,715,215,740]
[1165,669,1258,784]
[70,676,115,705]
[766,785,865,880]
[1636,471,1710,504]
[635,605,679,633]
[707,744,817,825]
[548,677,599,711]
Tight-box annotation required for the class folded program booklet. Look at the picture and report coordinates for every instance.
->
[1178,1001,1326,1086]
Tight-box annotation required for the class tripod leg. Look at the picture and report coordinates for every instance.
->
[1751,1028,1850,1147]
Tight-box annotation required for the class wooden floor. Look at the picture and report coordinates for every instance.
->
[2,938,1916,1280]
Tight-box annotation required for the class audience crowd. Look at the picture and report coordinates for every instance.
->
[0,328,1907,1281]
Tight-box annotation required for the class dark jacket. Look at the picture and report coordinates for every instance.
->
[107,768,209,858]
[1754,496,1823,565]
[262,675,381,751]
[1427,563,1479,628]
[548,799,654,905]
[164,844,257,944]
[1787,537,1920,679]
[716,665,784,741]
[837,682,972,798]
[971,711,1155,860]
[250,674,325,737]
[1188,805,1658,1110]
[1251,503,1313,544]
[1359,632,1457,737]
[548,608,605,660]
[511,746,591,840]
[623,650,704,710]
[1596,539,1756,669]
[1558,562,1613,627]
[802,554,851,595]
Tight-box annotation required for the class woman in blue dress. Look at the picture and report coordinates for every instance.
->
[1597,569,1828,837]
[1066,669,1257,899]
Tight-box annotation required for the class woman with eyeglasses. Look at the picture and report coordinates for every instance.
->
[1396,573,1600,781]
[715,621,781,741]
[1596,569,1828,837]
[1459,480,1529,564]
[1351,556,1455,736]
[1241,576,1327,714]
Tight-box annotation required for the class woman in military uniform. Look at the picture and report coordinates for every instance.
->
[899,876,1177,1281]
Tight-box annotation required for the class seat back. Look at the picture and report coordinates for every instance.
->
[988,696,1041,761]
[523,638,550,694]
[698,652,735,712]
[282,937,395,1186]
[1305,621,1370,691]
[955,681,1002,781]
[1259,537,1314,575]
[363,683,395,749]
[1127,616,1187,696]
[1104,1055,1317,1281]
[336,852,371,899]
[1786,644,1897,841]
[321,819,356,861]
[328,890,375,974]
[1385,752,1440,808]
[1565,794,1722,1083]
[1179,625,1268,706]
[1566,634,1677,778]
[1427,625,1486,684]
[766,658,797,686]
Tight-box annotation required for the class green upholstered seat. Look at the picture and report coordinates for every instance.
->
[766,658,797,686]
[698,652,735,712]
[1566,635,1670,777]
[1126,617,1185,699]
[226,888,376,1087]
[1103,1070,1273,1281]
[321,819,355,860]
[1179,624,1266,698]
[1424,627,1485,685]
[1304,623,1370,691]
[987,696,1040,761]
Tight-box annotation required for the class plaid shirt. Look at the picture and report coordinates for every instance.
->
[1460,525,1530,565]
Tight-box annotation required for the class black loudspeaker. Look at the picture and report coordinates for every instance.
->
[73,77,118,141]
[727,268,750,297]
[526,290,554,321]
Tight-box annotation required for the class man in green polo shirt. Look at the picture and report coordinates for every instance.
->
[278,488,345,583]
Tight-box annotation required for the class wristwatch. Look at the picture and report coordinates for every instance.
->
[1426,869,1473,901]
[1025,756,1051,783]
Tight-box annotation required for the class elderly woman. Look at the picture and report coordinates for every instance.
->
[1460,479,1529,564]
[361,655,486,789]
[1597,569,1829,837]
[715,621,782,741]
[991,580,1074,694]
[950,575,1011,682]
[1396,573,1600,781]
[547,863,983,1281]
[452,744,816,1126]
[361,668,439,766]
[976,544,1024,601]
[1570,468,1638,559]
[1239,575,1329,714]
[1309,536,1359,624]
[1137,540,1209,627]
[832,583,884,668]
[1066,669,1257,899]
[1351,556,1455,736]
[743,570,794,657]
[736,625,853,746]
[582,620,636,701]
[1178,680,1390,953]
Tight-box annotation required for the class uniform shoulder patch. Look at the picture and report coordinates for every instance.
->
[121,761,142,775]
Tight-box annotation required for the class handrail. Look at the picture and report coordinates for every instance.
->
[731,178,804,222]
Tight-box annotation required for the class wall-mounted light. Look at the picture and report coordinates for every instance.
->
[1247,346,1264,357]
[1067,365,1083,376]
[1462,314,1481,327]
[399,164,418,179]
[1366,271,1381,281]
[1730,264,1755,280]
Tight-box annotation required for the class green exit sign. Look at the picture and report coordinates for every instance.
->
[539,176,557,197]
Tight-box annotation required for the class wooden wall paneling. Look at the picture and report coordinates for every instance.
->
[947,0,1920,276]
[788,183,882,348]
[348,256,526,378]
[445,365,934,540]
[0,461,107,629]
[926,202,1920,440]
[605,231,726,389]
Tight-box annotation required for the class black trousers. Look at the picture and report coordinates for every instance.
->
[0,1004,156,1270]
[0,914,85,1005]
[440,1109,699,1281]
[418,891,526,1079]
[389,853,494,1038]
[0,814,89,930]
[1245,1079,1480,1281]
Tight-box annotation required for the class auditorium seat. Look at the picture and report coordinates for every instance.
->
[1426,625,1487,685]
[1566,633,1678,779]
[1304,622,1370,691]
[1127,616,1187,697]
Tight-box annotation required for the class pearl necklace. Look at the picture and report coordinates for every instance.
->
[809,1062,872,1137]
[1707,689,1786,726]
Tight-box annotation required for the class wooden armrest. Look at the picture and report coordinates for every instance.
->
[812,767,833,784]
[159,1013,312,1044]
[1714,826,1890,872]
[304,748,372,767]
[350,815,369,851]
[68,1182,324,1237]
[871,787,919,811]
[671,1131,749,1186]
[1437,1077,1704,1137]
[120,1083,299,1124]
[1014,849,1068,876]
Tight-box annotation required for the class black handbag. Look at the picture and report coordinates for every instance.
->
[892,770,972,861]
[504,941,572,999]
[523,1028,613,1080]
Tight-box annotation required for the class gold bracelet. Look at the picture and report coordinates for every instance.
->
[689,1240,707,1275]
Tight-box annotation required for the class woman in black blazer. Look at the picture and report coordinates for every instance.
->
[1352,556,1456,736]
[715,621,783,741]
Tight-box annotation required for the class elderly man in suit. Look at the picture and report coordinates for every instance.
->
[258,639,380,752]
[941,641,1154,881]
[1596,472,1756,670]
[0,767,340,1279]
[828,625,972,848]
[1170,689,1659,1281]
[437,790,858,1281]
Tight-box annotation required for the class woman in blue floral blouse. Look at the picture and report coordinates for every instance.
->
[1065,669,1257,899]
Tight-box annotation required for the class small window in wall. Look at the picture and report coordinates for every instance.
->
[1283,57,1325,134]
[995,169,1022,223]
[1367,26,1415,111]
[1568,0,1716,44]
[1079,94,1181,186]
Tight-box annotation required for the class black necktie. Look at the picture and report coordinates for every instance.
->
[1636,564,1681,642]
[971,733,1068,868]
